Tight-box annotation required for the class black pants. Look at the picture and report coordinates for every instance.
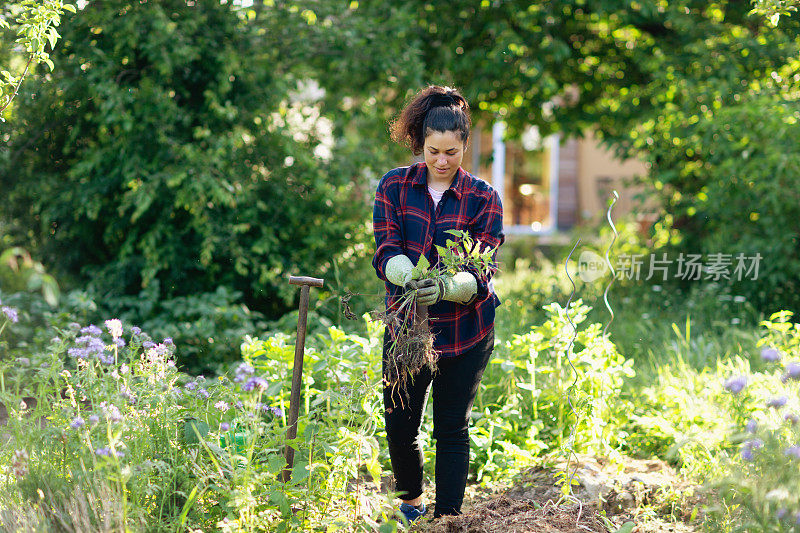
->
[382,326,494,518]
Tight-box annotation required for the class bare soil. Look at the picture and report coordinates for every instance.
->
[409,454,702,533]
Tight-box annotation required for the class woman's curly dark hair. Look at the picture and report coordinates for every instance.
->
[390,85,471,156]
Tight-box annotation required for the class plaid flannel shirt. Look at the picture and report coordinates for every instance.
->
[372,162,505,359]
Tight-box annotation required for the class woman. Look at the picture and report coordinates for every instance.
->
[371,85,504,522]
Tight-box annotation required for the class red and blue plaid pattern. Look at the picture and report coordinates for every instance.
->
[372,162,504,359]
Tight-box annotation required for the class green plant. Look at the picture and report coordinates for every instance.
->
[704,310,800,531]
[1,0,75,119]
[377,230,500,396]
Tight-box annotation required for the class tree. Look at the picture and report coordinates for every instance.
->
[1,0,379,318]
[1,0,75,121]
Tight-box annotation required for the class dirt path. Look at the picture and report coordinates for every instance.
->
[412,454,701,533]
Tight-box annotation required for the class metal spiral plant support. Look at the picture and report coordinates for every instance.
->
[602,191,620,341]
[558,191,620,525]
[560,237,583,511]
[598,191,620,449]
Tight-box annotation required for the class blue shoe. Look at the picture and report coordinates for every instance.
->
[399,502,427,524]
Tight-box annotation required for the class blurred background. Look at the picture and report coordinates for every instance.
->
[2,0,799,375]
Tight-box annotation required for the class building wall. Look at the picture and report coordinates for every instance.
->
[577,129,653,224]
[460,122,654,232]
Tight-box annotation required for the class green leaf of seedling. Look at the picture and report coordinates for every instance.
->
[614,523,635,533]
[290,459,309,482]
[411,254,430,279]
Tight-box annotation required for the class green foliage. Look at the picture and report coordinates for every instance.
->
[702,310,800,531]
[639,94,800,313]
[0,0,373,319]
[0,314,403,531]
[0,0,75,119]
[0,247,59,306]
[750,0,800,26]
[473,299,635,482]
[101,283,268,377]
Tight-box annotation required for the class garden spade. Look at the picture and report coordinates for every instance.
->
[283,275,324,482]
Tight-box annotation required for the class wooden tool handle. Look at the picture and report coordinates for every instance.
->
[288,275,324,287]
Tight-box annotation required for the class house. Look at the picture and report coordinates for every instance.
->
[454,122,655,237]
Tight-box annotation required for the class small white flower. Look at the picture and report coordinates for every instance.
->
[105,319,123,339]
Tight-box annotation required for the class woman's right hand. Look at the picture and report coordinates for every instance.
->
[404,278,439,306]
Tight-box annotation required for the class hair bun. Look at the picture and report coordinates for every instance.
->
[429,92,458,109]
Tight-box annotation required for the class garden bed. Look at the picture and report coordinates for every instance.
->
[412,455,701,533]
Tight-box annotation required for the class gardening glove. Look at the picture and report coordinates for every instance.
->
[440,272,478,305]
[385,254,419,288]
[404,278,439,306]
[410,272,478,306]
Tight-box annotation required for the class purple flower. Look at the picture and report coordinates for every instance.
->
[97,352,115,365]
[234,363,255,383]
[120,387,136,404]
[130,326,142,336]
[99,402,122,423]
[235,400,244,410]
[767,396,788,408]
[785,413,799,425]
[777,508,788,520]
[723,375,747,394]
[70,417,85,429]
[196,389,210,399]
[256,403,283,417]
[786,361,800,380]
[95,447,112,457]
[220,422,230,431]
[142,341,156,349]
[16,358,30,367]
[88,415,99,426]
[740,438,763,461]
[163,337,174,346]
[2,307,19,323]
[68,335,106,361]
[80,325,102,337]
[50,337,61,345]
[113,337,126,348]
[185,382,198,391]
[745,418,758,433]
[784,445,800,459]
[761,347,781,362]
[242,376,268,392]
